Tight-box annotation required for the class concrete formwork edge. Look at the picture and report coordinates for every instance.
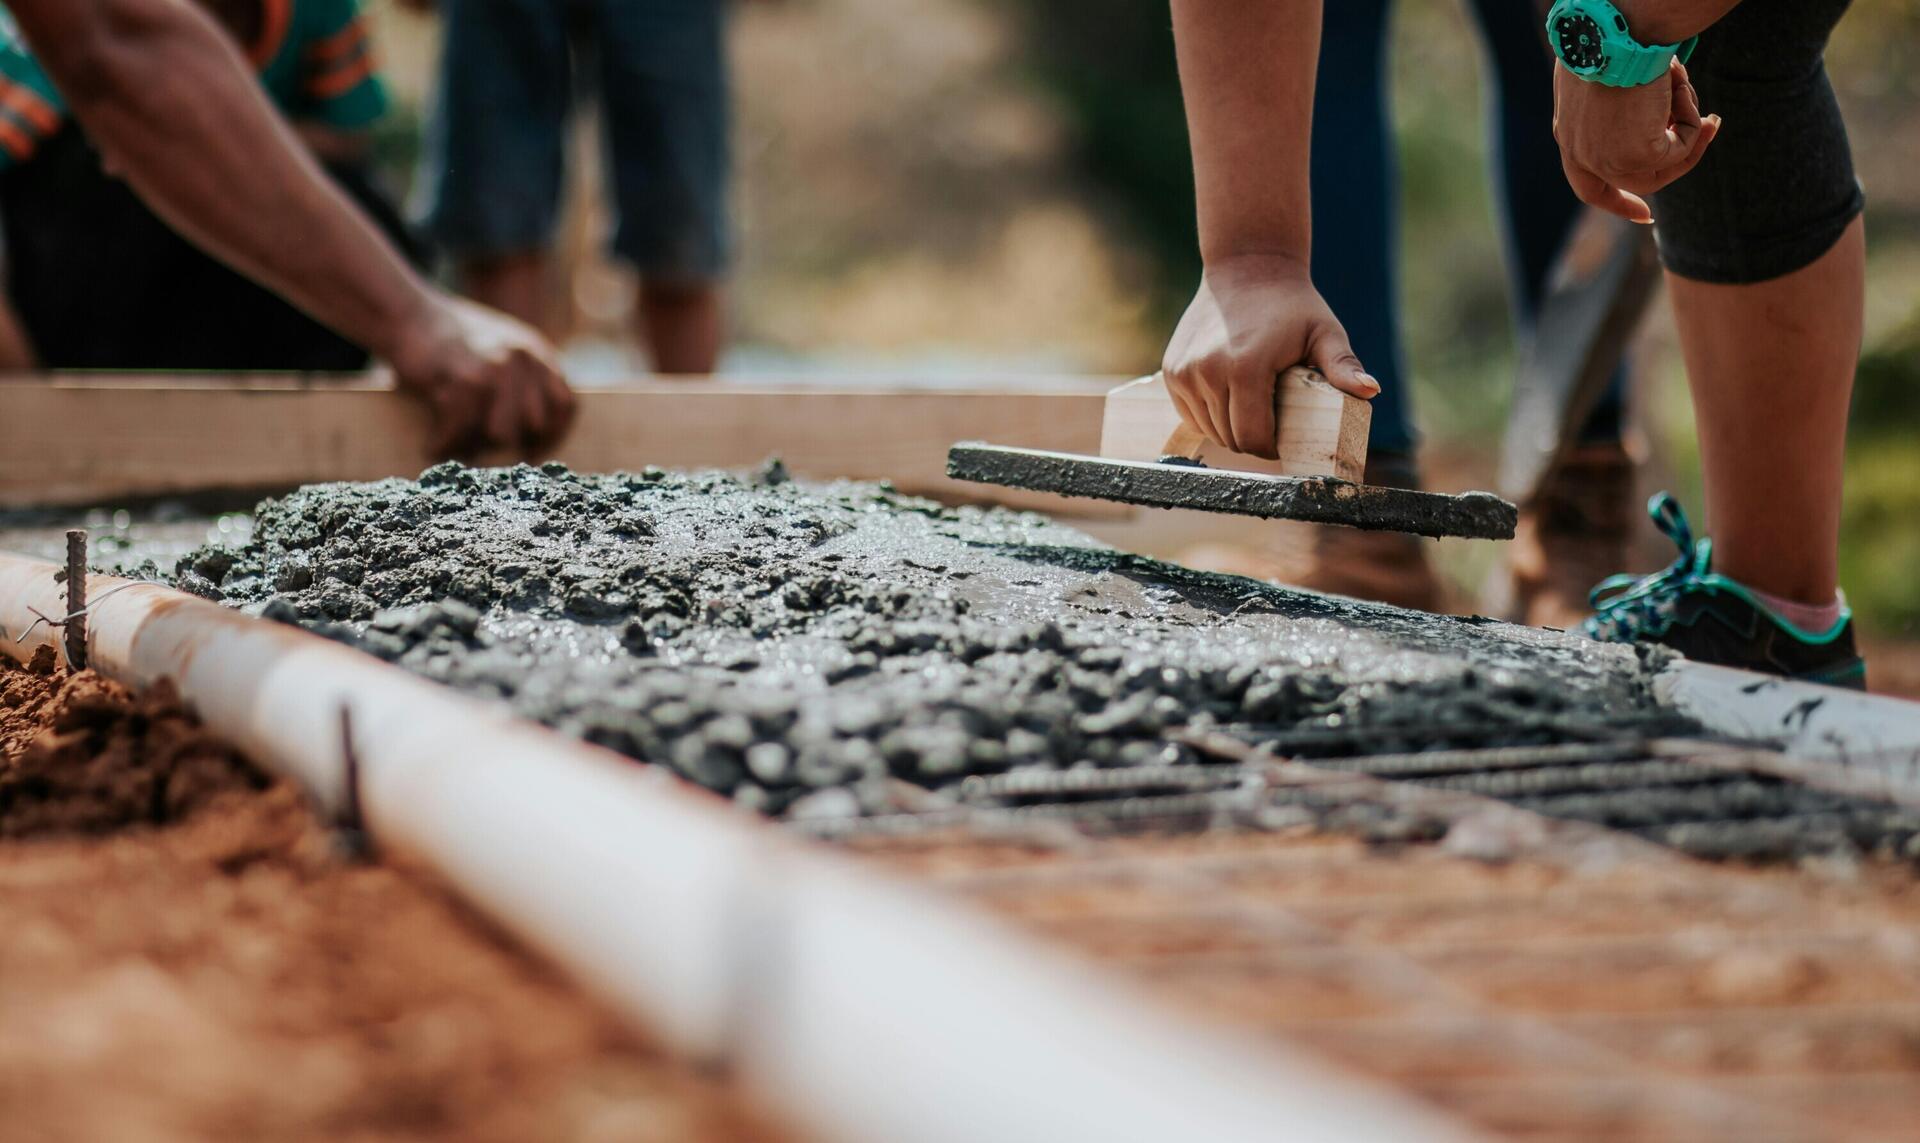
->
[1658,660,1920,793]
[0,550,1475,1143]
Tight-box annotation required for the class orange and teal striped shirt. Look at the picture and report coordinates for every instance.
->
[0,0,389,169]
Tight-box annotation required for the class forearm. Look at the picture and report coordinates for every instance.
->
[295,123,375,166]
[1170,0,1321,266]
[1613,0,1744,45]
[11,0,437,361]
[0,282,37,371]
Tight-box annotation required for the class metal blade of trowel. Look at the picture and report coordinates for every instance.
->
[1498,210,1661,504]
[947,367,1518,540]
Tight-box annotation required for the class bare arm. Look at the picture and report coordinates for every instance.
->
[7,0,574,455]
[294,123,374,167]
[0,268,37,372]
[13,0,431,363]
[1170,0,1319,265]
[1160,0,1376,459]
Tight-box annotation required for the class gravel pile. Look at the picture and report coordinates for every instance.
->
[169,462,1687,818]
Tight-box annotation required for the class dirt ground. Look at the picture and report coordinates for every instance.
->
[861,826,1920,1140]
[0,656,787,1143]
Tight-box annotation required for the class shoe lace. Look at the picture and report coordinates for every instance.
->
[1581,492,1712,642]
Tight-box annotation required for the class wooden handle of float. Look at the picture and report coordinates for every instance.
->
[1160,422,1208,461]
[1156,365,1331,461]
[1104,367,1368,481]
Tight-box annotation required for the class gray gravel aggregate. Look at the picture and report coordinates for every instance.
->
[160,461,1686,818]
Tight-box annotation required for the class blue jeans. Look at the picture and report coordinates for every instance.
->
[420,0,731,282]
[1313,0,1625,457]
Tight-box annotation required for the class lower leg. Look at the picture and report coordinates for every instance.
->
[637,280,723,375]
[459,252,554,335]
[1667,216,1864,605]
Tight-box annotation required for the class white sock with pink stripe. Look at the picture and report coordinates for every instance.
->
[1751,588,1846,634]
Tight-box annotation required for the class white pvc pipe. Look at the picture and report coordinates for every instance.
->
[1659,660,1920,778]
[0,552,1471,1143]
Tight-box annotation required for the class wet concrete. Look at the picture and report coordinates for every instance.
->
[947,444,1518,539]
[159,462,1680,818]
[0,503,254,575]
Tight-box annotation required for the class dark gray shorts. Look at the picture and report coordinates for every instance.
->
[419,0,731,282]
[1648,0,1862,284]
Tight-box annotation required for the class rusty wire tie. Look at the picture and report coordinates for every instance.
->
[15,581,142,674]
[13,583,140,644]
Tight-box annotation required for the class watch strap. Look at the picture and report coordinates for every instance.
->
[1605,34,1688,86]
[1550,0,1701,88]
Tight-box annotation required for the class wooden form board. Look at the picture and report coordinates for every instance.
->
[1099,369,1369,482]
[0,374,1126,513]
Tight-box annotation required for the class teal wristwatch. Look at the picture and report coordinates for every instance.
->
[1545,0,1698,88]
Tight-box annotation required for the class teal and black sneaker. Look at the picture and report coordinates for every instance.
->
[1580,493,1867,691]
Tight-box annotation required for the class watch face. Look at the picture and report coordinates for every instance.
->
[1555,11,1607,72]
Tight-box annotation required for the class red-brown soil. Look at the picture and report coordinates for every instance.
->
[0,658,787,1143]
[860,828,1920,1141]
[1,648,263,838]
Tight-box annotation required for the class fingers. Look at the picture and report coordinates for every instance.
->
[426,385,487,461]
[535,366,578,454]
[1644,66,1717,194]
[485,371,520,451]
[1648,114,1720,189]
[1167,366,1233,453]
[396,296,580,460]
[1645,60,1706,171]
[516,358,577,456]
[427,365,574,461]
[1161,267,1371,459]
[1658,82,1705,169]
[1564,158,1653,224]
[1167,361,1227,449]
[424,391,463,459]
[1672,61,1703,131]
[1555,57,1718,221]
[1191,381,1228,451]
[1307,324,1379,402]
[1226,368,1277,460]
[515,367,550,450]
[1165,375,1206,442]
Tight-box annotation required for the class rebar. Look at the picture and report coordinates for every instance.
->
[63,529,86,670]
[1303,740,1648,779]
[957,764,1263,804]
[1412,759,1732,799]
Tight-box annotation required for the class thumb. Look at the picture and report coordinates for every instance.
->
[1566,161,1654,224]
[1308,324,1380,401]
[1649,114,1721,190]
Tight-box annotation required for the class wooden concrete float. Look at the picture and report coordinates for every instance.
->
[0,549,1470,1143]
